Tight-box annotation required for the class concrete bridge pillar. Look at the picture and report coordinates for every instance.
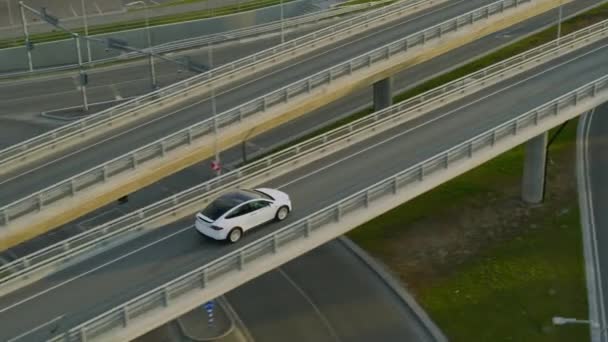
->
[373,77,393,111]
[522,132,548,204]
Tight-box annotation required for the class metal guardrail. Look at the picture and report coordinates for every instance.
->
[2,15,606,294]
[0,2,377,79]
[0,0,536,228]
[0,0,439,173]
[48,71,608,342]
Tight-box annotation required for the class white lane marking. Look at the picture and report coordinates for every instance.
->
[69,4,78,17]
[94,2,102,14]
[583,109,608,333]
[0,0,459,94]
[0,0,465,182]
[71,76,80,90]
[110,84,123,100]
[277,42,608,190]
[0,225,192,314]
[3,15,605,189]
[7,314,64,342]
[77,207,123,231]
[278,268,343,342]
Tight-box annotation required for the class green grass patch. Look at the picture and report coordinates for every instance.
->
[348,119,587,341]
[416,207,587,341]
[347,122,575,253]
[0,0,292,49]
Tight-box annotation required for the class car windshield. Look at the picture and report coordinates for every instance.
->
[201,191,256,220]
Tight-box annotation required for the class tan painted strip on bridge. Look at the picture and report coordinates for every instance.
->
[0,0,572,251]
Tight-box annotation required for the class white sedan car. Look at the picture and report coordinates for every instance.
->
[195,188,292,243]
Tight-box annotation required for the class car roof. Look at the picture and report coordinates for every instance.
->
[200,189,270,220]
[225,189,266,203]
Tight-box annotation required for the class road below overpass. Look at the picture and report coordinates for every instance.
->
[226,238,442,342]
[0,29,606,342]
[579,103,608,338]
[0,0,527,206]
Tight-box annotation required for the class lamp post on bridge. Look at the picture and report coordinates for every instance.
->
[19,2,90,111]
[18,1,33,72]
[126,1,157,89]
[80,0,92,63]
[557,0,563,44]
[208,41,221,177]
[280,0,285,44]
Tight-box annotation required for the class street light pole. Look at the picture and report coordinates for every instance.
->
[18,1,33,71]
[208,42,220,176]
[74,34,89,112]
[143,2,156,89]
[126,1,156,89]
[80,0,92,63]
[557,1,563,44]
[280,0,285,44]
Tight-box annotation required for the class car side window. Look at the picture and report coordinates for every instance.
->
[250,200,271,211]
[225,204,248,219]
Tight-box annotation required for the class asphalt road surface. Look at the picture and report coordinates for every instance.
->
[582,102,608,337]
[226,238,441,342]
[1,0,599,261]
[0,16,344,115]
[0,0,515,206]
[0,31,605,342]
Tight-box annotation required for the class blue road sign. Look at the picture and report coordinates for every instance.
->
[204,301,214,311]
[204,301,215,325]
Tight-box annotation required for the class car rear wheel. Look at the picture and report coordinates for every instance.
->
[228,228,243,243]
[275,206,290,221]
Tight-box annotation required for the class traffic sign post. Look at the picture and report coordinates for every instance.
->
[204,301,215,326]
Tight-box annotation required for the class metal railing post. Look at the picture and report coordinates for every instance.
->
[272,235,278,252]
[18,1,33,72]
[200,269,208,288]
[80,327,88,342]
[74,35,89,112]
[123,307,129,327]
[238,251,244,270]
[163,288,170,306]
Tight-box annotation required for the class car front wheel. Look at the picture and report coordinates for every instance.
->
[228,228,243,243]
[275,206,290,221]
